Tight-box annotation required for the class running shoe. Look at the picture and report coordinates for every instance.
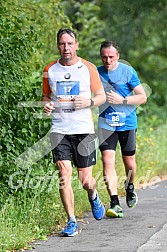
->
[89,194,105,220]
[61,221,78,237]
[106,204,123,218]
[126,190,138,208]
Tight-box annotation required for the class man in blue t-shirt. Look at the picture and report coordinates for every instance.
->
[97,41,147,218]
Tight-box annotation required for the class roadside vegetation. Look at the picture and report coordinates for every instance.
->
[0,0,166,251]
[0,123,166,251]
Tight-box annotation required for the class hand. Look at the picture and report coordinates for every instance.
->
[43,101,55,115]
[106,90,124,104]
[72,96,91,109]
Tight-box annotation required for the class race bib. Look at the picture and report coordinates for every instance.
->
[105,112,126,126]
[56,81,80,113]
[56,81,80,97]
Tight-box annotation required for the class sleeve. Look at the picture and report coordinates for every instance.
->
[42,61,57,94]
[81,59,103,93]
[128,67,141,89]
[42,67,51,94]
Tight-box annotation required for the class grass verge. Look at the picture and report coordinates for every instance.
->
[0,124,166,251]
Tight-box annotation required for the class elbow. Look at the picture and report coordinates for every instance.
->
[103,90,107,103]
[102,95,106,105]
[141,95,147,104]
[98,97,106,106]
[103,95,107,103]
[98,94,106,106]
[94,90,106,106]
[100,92,106,104]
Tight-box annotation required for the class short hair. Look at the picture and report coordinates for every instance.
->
[57,28,77,43]
[100,41,119,54]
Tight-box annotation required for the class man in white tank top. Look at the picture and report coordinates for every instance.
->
[42,28,106,236]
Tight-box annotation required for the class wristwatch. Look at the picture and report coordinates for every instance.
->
[123,97,127,105]
[90,99,94,107]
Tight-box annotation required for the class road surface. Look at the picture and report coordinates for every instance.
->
[28,179,167,252]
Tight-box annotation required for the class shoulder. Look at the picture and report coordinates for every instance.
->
[118,62,139,78]
[118,62,136,72]
[80,58,97,70]
[43,60,58,72]
[119,61,132,69]
[97,65,105,74]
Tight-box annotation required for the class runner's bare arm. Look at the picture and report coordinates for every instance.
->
[72,89,106,109]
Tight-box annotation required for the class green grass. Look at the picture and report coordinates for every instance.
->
[0,190,65,251]
[0,124,166,251]
[135,124,167,184]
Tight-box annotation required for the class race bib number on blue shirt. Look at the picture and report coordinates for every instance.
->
[105,112,126,126]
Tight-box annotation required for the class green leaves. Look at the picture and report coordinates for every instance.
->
[0,0,70,184]
[63,0,166,123]
[62,0,105,63]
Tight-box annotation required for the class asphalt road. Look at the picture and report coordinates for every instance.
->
[28,179,167,252]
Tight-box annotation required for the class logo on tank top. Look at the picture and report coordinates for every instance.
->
[64,73,71,79]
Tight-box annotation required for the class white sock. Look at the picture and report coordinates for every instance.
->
[68,216,77,223]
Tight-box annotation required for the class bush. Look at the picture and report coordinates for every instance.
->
[0,0,70,197]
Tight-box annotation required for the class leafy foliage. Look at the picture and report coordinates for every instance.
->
[62,0,167,121]
[97,0,167,113]
[0,0,167,250]
[61,0,105,62]
[0,0,70,189]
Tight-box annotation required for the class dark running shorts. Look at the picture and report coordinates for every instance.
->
[50,133,98,168]
[98,128,136,156]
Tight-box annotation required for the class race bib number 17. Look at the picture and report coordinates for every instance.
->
[56,81,80,113]
[56,81,80,98]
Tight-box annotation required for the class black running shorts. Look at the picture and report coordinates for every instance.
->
[50,133,98,168]
[98,128,136,156]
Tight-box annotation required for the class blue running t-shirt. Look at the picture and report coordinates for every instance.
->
[97,62,141,131]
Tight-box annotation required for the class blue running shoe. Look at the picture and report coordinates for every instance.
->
[61,221,78,237]
[89,194,105,220]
